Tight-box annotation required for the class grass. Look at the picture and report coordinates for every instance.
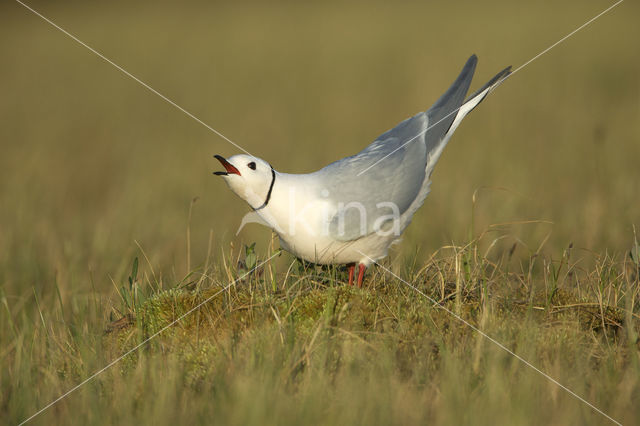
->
[4,233,640,425]
[1,0,640,424]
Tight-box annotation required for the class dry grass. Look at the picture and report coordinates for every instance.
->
[1,0,639,424]
[5,234,640,425]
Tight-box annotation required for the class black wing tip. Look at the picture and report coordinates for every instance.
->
[481,64,512,87]
[497,65,512,80]
[463,64,512,104]
[488,65,512,89]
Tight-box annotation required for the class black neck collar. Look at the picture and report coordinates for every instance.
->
[253,167,276,211]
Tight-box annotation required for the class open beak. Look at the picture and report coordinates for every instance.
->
[213,155,241,176]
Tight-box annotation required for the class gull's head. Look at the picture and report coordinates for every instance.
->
[214,154,274,209]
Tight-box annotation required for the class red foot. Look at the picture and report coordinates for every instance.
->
[357,264,366,288]
[348,263,355,286]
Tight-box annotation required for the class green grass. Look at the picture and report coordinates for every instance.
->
[5,235,640,425]
[1,0,639,424]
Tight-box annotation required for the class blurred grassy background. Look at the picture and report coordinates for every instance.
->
[1,0,638,296]
[0,0,639,423]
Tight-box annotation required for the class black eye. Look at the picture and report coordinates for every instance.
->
[247,162,256,170]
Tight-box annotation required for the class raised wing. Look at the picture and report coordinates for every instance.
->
[315,55,508,241]
[317,111,431,240]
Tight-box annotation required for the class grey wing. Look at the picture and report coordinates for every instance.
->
[423,55,477,176]
[318,55,479,241]
[319,112,430,240]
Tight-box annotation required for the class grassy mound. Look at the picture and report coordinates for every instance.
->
[73,238,640,425]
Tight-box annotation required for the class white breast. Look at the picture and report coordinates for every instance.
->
[255,173,397,266]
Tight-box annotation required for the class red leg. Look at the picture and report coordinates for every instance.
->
[357,264,366,288]
[348,264,355,286]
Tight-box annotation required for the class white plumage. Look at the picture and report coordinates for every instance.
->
[215,55,510,286]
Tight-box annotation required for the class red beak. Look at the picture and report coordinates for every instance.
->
[213,155,241,176]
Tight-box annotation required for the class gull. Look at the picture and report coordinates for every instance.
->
[214,55,510,287]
